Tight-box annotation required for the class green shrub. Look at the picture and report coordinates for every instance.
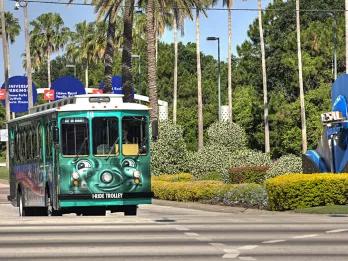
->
[151,122,189,176]
[221,183,268,209]
[152,179,233,201]
[228,166,269,184]
[229,150,271,168]
[266,154,302,179]
[188,145,231,180]
[207,121,248,152]
[266,173,348,211]
[153,173,193,182]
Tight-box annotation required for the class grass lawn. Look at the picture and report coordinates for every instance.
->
[295,205,348,214]
[0,167,8,181]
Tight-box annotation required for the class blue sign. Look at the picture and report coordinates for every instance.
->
[332,74,348,108]
[1,76,37,113]
[100,76,123,94]
[52,76,85,100]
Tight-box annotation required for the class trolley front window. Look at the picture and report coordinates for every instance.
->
[122,116,148,156]
[61,118,89,156]
[93,117,119,156]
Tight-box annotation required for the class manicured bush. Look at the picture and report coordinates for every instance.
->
[228,166,269,184]
[188,145,231,180]
[152,173,193,182]
[266,154,302,179]
[229,150,271,168]
[221,183,268,209]
[266,173,348,211]
[152,179,233,201]
[206,121,248,152]
[151,122,189,176]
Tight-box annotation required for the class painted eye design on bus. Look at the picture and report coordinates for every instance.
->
[76,160,92,170]
[122,159,136,168]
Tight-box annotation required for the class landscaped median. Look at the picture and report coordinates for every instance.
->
[152,173,268,209]
[266,173,348,211]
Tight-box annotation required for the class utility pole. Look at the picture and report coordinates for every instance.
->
[23,0,33,110]
[1,0,11,169]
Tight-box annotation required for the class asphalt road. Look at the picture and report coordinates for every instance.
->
[0,183,348,261]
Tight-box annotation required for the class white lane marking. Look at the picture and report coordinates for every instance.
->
[175,226,190,231]
[196,236,212,242]
[237,245,259,250]
[239,257,256,261]
[262,239,286,244]
[293,234,318,239]
[326,229,348,233]
[210,243,226,248]
[209,243,240,259]
[223,252,240,259]
[184,232,199,237]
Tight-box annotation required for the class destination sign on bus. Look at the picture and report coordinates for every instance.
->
[62,118,87,124]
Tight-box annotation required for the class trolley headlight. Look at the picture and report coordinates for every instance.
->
[133,170,141,179]
[101,171,113,184]
[72,172,80,180]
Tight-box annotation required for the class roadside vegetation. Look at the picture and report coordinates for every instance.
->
[0,168,8,181]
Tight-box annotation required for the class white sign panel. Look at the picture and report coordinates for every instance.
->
[0,129,8,142]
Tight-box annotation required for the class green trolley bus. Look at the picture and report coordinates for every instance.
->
[7,94,153,216]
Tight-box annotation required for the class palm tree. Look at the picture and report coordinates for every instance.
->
[92,0,121,93]
[67,21,96,88]
[296,0,307,153]
[0,12,20,74]
[222,0,233,122]
[257,0,270,153]
[30,13,70,89]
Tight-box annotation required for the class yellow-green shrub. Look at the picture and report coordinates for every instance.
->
[266,173,348,210]
[152,173,193,182]
[152,180,233,201]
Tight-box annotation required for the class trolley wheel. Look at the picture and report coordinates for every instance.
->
[46,191,61,216]
[124,205,137,216]
[18,190,36,216]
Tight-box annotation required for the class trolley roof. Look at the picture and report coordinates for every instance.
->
[8,94,150,124]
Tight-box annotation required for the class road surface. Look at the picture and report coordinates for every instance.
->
[0,183,347,261]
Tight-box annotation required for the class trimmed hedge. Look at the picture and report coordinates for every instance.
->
[152,173,193,182]
[228,166,269,184]
[266,173,348,211]
[266,154,302,179]
[152,179,233,201]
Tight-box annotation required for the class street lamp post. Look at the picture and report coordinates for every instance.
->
[66,64,76,77]
[207,36,221,122]
[131,54,141,94]
[15,0,33,110]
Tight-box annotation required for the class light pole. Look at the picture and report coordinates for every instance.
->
[207,36,221,121]
[131,54,141,94]
[15,0,33,110]
[66,64,76,77]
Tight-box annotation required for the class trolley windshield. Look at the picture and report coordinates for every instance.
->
[61,118,89,156]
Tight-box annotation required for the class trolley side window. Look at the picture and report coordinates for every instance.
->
[61,118,89,156]
[92,117,119,156]
[122,116,148,156]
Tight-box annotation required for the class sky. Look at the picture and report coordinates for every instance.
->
[0,0,272,85]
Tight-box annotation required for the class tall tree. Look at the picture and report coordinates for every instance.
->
[0,12,20,75]
[92,0,122,93]
[196,8,203,150]
[296,0,307,153]
[30,13,70,89]
[67,21,97,88]
[257,0,270,153]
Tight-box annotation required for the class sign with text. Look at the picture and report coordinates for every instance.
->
[100,76,123,94]
[52,76,85,101]
[43,89,55,101]
[1,76,38,112]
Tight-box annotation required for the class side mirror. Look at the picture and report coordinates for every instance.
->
[152,120,158,142]
[53,127,59,144]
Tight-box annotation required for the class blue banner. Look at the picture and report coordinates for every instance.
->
[1,76,37,113]
[99,76,123,94]
[52,76,85,100]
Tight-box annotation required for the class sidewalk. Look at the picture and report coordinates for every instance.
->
[0,180,8,187]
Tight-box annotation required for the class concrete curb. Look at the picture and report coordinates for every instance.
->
[152,199,273,214]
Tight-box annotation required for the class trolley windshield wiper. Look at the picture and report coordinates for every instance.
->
[73,136,88,162]
[106,137,119,161]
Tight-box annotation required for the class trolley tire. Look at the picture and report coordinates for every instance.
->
[124,205,137,216]
[46,190,62,216]
[18,190,36,216]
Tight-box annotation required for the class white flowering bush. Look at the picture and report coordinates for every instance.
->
[229,149,271,168]
[151,122,189,176]
[266,154,303,179]
[188,145,231,180]
[207,121,248,152]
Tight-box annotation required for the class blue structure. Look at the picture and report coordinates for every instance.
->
[303,74,348,173]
